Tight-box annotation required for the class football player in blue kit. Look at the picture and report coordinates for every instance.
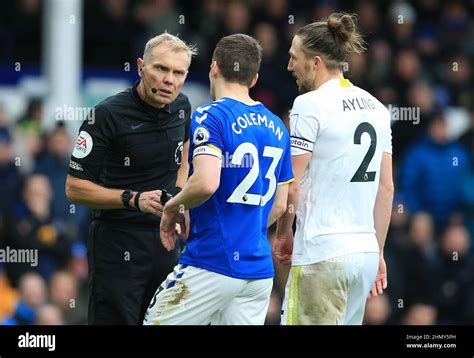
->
[144,34,294,325]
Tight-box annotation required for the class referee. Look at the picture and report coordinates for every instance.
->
[65,34,197,325]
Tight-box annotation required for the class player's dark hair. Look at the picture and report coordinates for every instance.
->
[296,12,366,71]
[212,34,262,86]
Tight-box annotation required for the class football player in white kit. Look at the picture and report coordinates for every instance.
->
[274,13,394,325]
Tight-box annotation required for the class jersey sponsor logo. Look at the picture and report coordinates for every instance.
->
[193,126,210,146]
[72,131,93,159]
[175,140,183,165]
[69,160,83,171]
[290,137,314,152]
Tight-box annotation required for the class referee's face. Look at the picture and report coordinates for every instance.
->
[142,44,190,106]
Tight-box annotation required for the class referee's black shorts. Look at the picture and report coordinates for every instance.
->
[87,220,180,325]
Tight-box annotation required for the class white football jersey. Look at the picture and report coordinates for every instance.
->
[290,78,392,265]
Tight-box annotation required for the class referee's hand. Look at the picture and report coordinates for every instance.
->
[137,190,164,217]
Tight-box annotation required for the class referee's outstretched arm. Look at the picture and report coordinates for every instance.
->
[66,175,164,217]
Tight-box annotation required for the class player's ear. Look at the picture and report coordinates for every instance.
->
[249,73,259,89]
[210,61,219,78]
[313,55,323,71]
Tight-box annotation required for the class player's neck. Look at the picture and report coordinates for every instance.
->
[313,71,344,90]
[214,82,257,105]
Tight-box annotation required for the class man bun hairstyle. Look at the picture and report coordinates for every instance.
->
[297,12,366,71]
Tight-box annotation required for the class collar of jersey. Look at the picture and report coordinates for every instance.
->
[318,78,352,90]
[132,80,172,114]
[220,97,262,107]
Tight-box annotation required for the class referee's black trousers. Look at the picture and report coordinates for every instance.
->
[87,220,180,325]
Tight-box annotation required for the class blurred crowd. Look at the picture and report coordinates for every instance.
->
[0,0,473,325]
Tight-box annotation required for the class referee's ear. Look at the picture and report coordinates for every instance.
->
[137,58,145,76]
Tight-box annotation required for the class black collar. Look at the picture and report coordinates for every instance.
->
[132,80,172,114]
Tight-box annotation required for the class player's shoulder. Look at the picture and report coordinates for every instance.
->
[352,85,390,117]
[97,87,134,110]
[91,89,134,124]
[293,91,316,107]
[292,90,327,114]
[193,99,228,122]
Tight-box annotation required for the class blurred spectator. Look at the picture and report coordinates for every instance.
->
[2,0,43,64]
[443,55,473,108]
[355,0,380,41]
[2,272,47,325]
[0,128,22,219]
[84,0,140,66]
[366,39,392,87]
[388,1,417,47]
[435,224,474,324]
[35,303,65,325]
[135,0,181,39]
[392,49,421,104]
[346,52,367,88]
[461,166,474,243]
[34,124,90,241]
[440,1,470,53]
[459,108,474,157]
[3,175,74,286]
[414,25,439,66]
[400,213,438,303]
[67,242,89,287]
[385,212,439,323]
[16,99,43,136]
[34,124,72,217]
[401,303,438,325]
[14,99,44,174]
[223,1,251,34]
[363,294,392,325]
[399,113,469,230]
[0,265,19,322]
[49,270,87,325]
[257,0,289,35]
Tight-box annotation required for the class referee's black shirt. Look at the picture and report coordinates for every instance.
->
[68,81,191,226]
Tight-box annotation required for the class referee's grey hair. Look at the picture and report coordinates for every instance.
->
[143,33,198,65]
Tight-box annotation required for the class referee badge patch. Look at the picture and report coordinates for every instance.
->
[193,126,210,146]
[175,141,183,165]
[72,131,93,159]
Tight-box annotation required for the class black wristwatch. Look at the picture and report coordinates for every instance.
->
[160,189,173,205]
[121,190,134,208]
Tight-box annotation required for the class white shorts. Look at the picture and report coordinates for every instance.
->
[143,264,273,325]
[281,252,379,325]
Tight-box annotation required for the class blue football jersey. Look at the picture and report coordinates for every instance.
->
[179,97,294,279]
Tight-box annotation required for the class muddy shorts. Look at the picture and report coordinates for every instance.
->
[281,252,379,325]
[143,264,273,325]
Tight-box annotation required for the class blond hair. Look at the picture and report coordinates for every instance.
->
[143,33,198,64]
